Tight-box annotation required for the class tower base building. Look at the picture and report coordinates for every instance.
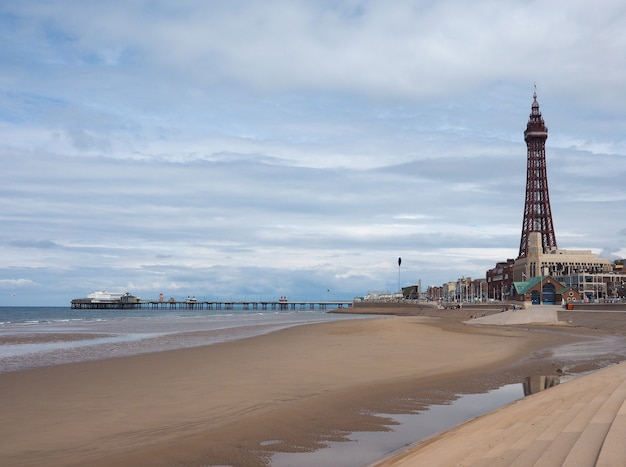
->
[513,232,611,281]
[513,232,612,300]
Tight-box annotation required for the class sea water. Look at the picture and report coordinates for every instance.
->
[0,306,363,374]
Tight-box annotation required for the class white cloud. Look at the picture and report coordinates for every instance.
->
[0,278,37,289]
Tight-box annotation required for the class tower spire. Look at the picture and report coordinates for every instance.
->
[518,88,557,258]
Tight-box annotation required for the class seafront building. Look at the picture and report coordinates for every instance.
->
[508,275,581,305]
[513,232,611,281]
[485,259,515,301]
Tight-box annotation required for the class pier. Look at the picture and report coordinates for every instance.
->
[71,298,353,311]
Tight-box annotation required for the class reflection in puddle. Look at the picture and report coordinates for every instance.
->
[523,375,560,396]
[271,384,523,467]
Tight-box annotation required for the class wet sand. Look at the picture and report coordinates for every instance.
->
[1,308,624,466]
[0,333,114,345]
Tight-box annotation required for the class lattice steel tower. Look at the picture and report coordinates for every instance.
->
[518,88,557,258]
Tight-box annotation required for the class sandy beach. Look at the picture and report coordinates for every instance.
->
[2,308,625,466]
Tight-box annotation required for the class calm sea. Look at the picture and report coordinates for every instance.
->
[0,306,363,374]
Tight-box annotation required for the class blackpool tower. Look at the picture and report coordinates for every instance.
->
[518,88,557,258]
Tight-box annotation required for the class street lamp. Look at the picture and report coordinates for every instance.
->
[397,257,402,298]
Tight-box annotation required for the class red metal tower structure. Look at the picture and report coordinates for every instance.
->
[518,88,557,258]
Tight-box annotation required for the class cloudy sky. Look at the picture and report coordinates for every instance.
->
[1,1,625,306]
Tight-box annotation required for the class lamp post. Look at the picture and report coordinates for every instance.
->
[397,257,401,299]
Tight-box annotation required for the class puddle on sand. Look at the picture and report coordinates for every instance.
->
[271,384,523,467]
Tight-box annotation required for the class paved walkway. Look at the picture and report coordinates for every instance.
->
[465,305,560,326]
[375,362,626,466]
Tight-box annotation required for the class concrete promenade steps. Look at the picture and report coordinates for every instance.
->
[375,362,626,467]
